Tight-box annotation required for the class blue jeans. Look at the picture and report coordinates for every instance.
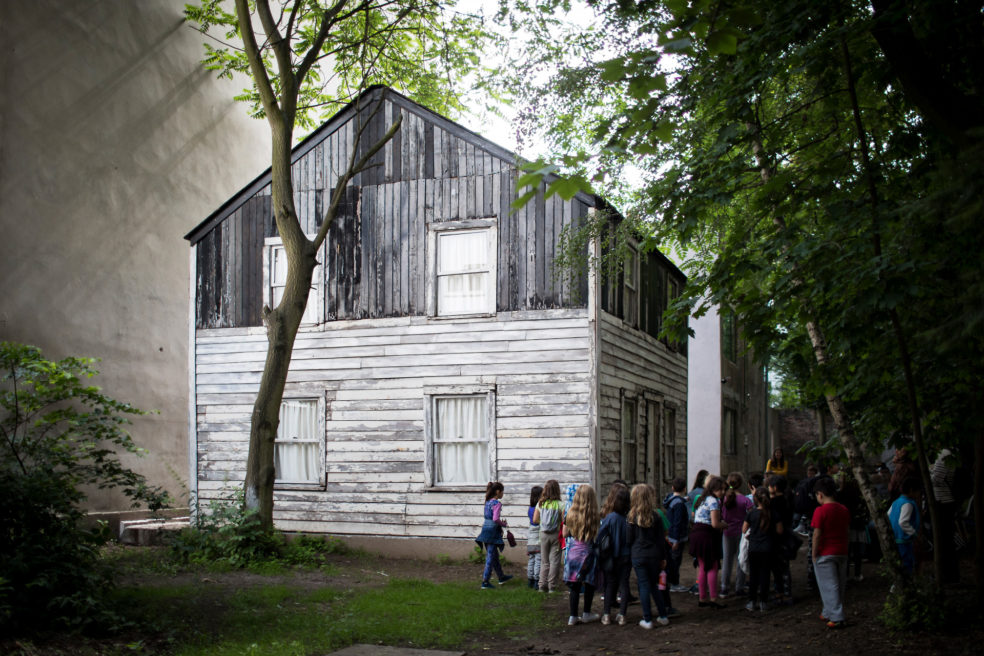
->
[483,544,504,582]
[897,541,915,576]
[633,560,667,622]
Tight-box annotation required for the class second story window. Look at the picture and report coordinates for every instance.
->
[428,219,497,317]
[623,245,639,327]
[264,237,322,325]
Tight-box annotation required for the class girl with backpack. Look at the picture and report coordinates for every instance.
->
[720,472,753,597]
[599,483,631,625]
[689,475,728,608]
[533,479,564,593]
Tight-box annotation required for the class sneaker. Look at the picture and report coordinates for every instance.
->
[745,601,755,611]
[616,613,626,626]
[688,584,699,595]
[670,584,691,593]
[581,612,600,624]
[498,575,514,585]
[639,619,654,630]
[568,615,580,626]
[666,607,680,617]
[826,620,846,630]
[656,616,670,626]
[481,581,495,590]
[794,527,810,538]
[601,614,610,625]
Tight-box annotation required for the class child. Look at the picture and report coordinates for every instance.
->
[476,481,514,589]
[767,475,794,604]
[533,479,564,593]
[686,469,709,522]
[527,485,543,588]
[689,475,727,608]
[599,483,631,625]
[811,476,850,629]
[741,487,783,611]
[663,477,690,593]
[628,484,670,629]
[888,477,921,577]
[563,484,601,625]
[649,484,677,617]
[720,472,753,597]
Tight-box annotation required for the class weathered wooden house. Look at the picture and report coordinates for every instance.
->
[185,86,688,554]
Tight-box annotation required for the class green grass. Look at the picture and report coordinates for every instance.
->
[111,577,544,656]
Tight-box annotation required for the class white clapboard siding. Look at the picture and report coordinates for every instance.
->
[195,309,594,540]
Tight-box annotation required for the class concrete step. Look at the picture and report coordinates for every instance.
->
[119,517,191,546]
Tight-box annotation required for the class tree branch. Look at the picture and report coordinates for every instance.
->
[234,0,282,123]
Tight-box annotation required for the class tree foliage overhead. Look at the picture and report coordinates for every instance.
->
[500,0,984,593]
[187,0,498,131]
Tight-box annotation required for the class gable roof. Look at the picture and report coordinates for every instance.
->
[184,85,598,245]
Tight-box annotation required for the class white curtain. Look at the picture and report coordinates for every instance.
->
[438,230,489,315]
[275,400,320,483]
[435,396,488,484]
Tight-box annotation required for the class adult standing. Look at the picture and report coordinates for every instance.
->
[811,477,850,629]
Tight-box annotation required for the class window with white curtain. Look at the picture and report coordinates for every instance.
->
[264,237,322,324]
[437,228,493,315]
[427,221,497,317]
[274,398,323,485]
[424,386,496,487]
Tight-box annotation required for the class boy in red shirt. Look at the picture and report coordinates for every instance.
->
[811,476,850,629]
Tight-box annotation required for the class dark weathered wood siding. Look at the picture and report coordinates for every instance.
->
[192,90,591,328]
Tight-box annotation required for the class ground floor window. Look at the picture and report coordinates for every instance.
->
[424,386,496,487]
[274,398,324,485]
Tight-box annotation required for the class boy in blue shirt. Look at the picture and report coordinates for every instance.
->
[888,477,921,577]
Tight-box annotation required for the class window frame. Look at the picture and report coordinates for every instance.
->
[620,393,639,483]
[426,218,498,318]
[662,405,677,483]
[722,405,738,456]
[273,395,326,490]
[423,384,497,490]
[263,236,324,326]
[623,241,640,328]
[721,310,738,363]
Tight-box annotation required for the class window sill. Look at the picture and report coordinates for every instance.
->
[274,482,326,491]
[423,485,486,493]
[428,312,497,322]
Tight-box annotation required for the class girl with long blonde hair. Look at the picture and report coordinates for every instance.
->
[627,484,670,628]
[562,484,601,625]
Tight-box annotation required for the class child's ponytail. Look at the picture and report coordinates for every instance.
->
[485,481,504,501]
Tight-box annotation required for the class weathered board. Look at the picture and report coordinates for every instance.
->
[190,89,593,329]
[194,310,595,539]
[596,311,688,499]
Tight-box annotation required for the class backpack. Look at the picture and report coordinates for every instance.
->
[597,523,616,573]
[794,477,817,516]
[539,501,562,532]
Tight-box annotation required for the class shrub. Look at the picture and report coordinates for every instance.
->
[880,577,946,632]
[0,342,169,633]
[168,490,281,568]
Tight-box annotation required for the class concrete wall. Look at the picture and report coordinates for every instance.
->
[0,0,268,512]
[687,304,771,487]
[687,306,722,485]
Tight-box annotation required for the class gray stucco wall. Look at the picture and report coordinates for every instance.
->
[0,0,268,512]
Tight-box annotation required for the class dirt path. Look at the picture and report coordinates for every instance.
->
[371,552,980,656]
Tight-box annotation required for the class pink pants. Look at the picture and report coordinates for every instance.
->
[697,557,720,600]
